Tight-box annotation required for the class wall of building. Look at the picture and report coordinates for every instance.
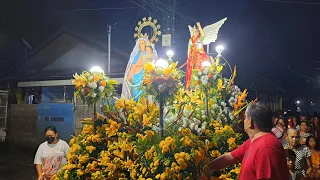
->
[7,104,38,151]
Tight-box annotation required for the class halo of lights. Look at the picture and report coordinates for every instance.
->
[90,66,104,73]
[166,50,174,59]
[201,61,211,68]
[216,45,224,56]
[154,59,169,69]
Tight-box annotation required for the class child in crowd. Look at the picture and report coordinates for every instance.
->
[286,149,301,180]
[306,135,320,179]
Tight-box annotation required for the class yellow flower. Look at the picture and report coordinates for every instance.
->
[69,137,76,146]
[227,137,237,150]
[82,124,93,134]
[156,174,161,179]
[142,114,152,127]
[87,161,98,171]
[217,65,223,72]
[113,149,125,159]
[79,154,89,164]
[93,73,99,83]
[86,145,96,153]
[144,62,154,73]
[211,150,221,158]
[194,149,205,166]
[125,159,134,169]
[66,163,76,170]
[105,120,121,137]
[145,130,155,139]
[181,128,191,136]
[64,170,69,179]
[180,136,193,147]
[77,169,85,176]
[217,78,223,91]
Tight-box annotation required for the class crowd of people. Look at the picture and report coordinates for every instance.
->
[272,114,320,179]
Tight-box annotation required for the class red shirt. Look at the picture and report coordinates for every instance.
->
[231,133,289,180]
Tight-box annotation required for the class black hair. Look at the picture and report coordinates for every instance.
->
[285,149,296,161]
[45,126,58,134]
[246,102,273,132]
[299,121,308,126]
[306,135,317,148]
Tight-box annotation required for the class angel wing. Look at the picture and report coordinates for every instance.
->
[188,25,193,37]
[203,17,227,45]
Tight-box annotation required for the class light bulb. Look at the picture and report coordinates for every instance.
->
[90,66,104,73]
[166,50,174,59]
[201,61,211,68]
[215,45,224,56]
[155,59,169,69]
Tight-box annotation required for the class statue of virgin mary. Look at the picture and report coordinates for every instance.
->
[122,38,158,101]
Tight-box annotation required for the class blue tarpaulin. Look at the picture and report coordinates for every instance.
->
[37,103,74,143]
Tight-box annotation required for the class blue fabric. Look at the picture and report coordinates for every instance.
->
[132,52,146,101]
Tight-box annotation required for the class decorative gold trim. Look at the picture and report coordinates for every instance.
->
[134,16,161,44]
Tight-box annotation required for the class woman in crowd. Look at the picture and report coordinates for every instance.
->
[34,126,69,180]
[306,135,320,179]
[300,121,312,145]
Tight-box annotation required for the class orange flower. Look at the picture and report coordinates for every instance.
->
[233,89,248,111]
[227,66,237,91]
[100,80,106,87]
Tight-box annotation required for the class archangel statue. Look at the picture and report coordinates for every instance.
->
[185,18,227,88]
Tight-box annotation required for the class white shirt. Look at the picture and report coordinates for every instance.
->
[34,139,69,176]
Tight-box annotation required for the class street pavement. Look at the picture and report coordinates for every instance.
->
[0,150,36,180]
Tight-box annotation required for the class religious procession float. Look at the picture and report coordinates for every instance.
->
[52,16,251,180]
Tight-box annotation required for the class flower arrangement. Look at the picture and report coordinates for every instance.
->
[54,58,248,179]
[72,71,118,106]
[143,61,183,101]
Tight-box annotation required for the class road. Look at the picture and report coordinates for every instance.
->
[0,151,36,180]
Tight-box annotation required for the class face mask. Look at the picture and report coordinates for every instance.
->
[45,136,55,144]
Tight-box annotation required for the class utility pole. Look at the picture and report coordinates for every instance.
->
[107,25,111,75]
[172,0,176,45]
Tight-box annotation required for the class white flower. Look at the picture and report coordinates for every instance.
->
[201,75,209,81]
[198,71,202,76]
[196,114,201,119]
[202,122,207,127]
[201,110,206,114]
[189,123,195,130]
[99,86,105,92]
[182,122,188,128]
[197,128,204,135]
[203,68,209,74]
[196,108,201,112]
[194,119,201,125]
[221,102,226,107]
[195,125,199,131]
[89,76,93,81]
[178,127,182,131]
[213,75,217,80]
[92,93,97,98]
[201,80,208,85]
[91,82,97,89]
[193,76,199,81]
[183,110,190,116]
[201,115,207,119]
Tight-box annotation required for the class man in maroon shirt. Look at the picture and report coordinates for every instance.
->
[207,102,289,180]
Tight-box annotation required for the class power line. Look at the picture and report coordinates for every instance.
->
[258,0,320,5]
[59,6,139,12]
[114,0,147,46]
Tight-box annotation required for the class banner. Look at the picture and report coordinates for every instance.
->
[37,103,74,144]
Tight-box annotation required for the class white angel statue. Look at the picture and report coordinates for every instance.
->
[185,18,227,88]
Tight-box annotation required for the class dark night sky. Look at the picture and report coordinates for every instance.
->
[1,0,320,101]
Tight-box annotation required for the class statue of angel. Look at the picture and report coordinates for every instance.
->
[185,18,227,88]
